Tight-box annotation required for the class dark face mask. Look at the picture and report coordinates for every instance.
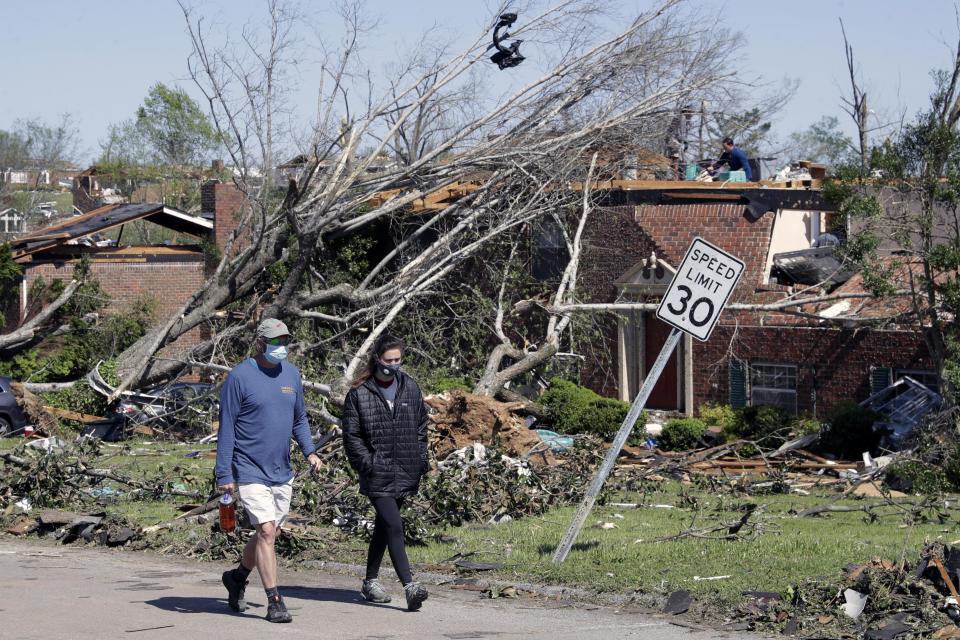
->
[379,362,401,378]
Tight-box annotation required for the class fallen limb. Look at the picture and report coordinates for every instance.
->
[0,279,81,350]
[638,504,774,542]
[142,497,220,534]
[0,451,202,499]
[797,501,920,518]
[23,380,79,393]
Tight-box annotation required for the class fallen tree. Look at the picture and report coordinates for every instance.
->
[102,0,748,402]
[0,279,80,351]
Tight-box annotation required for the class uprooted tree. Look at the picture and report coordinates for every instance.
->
[69,0,746,403]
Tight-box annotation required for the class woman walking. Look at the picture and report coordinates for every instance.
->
[342,334,430,611]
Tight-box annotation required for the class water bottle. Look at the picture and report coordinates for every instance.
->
[218,492,236,532]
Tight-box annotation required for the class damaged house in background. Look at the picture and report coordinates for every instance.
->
[572,180,940,419]
[3,180,249,357]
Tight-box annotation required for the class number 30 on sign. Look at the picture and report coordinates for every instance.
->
[656,238,745,341]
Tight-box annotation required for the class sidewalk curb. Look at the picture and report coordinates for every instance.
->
[302,558,673,614]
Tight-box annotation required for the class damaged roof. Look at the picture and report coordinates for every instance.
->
[773,246,855,288]
[10,203,213,260]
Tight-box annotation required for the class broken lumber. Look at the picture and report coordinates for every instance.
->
[43,406,106,424]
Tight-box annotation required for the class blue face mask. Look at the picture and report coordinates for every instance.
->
[264,345,288,364]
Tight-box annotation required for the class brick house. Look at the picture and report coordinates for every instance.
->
[5,181,247,355]
[574,184,935,418]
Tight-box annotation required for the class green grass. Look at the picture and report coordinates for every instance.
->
[406,486,957,604]
[4,436,958,609]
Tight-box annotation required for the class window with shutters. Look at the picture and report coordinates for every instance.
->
[729,359,747,409]
[750,363,798,415]
[870,367,893,395]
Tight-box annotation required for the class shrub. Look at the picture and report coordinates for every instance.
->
[540,379,634,438]
[791,414,822,436]
[425,376,472,394]
[580,398,635,439]
[541,379,599,433]
[43,381,111,421]
[886,461,952,495]
[943,446,960,491]
[818,401,883,458]
[729,405,792,446]
[698,403,736,430]
[658,418,707,451]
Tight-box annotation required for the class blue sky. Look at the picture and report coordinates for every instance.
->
[2,0,958,163]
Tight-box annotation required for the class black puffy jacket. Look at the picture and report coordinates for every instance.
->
[342,372,429,498]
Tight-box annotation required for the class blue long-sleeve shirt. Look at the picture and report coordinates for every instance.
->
[715,146,753,180]
[215,358,315,486]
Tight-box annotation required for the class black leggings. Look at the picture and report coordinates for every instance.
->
[366,496,412,585]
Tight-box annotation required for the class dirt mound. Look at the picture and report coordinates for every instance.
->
[426,391,555,466]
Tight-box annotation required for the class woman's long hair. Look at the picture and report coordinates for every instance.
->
[352,333,404,387]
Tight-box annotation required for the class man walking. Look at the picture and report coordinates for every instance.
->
[216,318,322,623]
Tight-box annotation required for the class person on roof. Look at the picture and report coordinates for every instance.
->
[711,137,753,181]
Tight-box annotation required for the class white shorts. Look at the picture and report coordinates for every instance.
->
[238,481,293,528]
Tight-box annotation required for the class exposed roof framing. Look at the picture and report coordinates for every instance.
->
[10,203,213,260]
[368,178,833,217]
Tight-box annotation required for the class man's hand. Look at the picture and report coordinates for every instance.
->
[217,482,236,494]
[307,453,323,474]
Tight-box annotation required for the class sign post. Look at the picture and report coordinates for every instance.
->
[551,237,744,564]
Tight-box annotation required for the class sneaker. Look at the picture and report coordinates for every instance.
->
[361,579,392,603]
[404,582,428,611]
[221,569,248,612]
[266,595,292,623]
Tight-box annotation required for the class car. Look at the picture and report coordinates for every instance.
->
[0,377,28,436]
[114,382,218,432]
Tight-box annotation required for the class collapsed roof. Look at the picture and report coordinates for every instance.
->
[10,203,212,261]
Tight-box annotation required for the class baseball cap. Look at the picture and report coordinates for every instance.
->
[256,318,289,340]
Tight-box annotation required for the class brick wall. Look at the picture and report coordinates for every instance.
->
[21,259,205,354]
[201,181,247,256]
[632,203,774,296]
[578,206,657,395]
[693,325,933,417]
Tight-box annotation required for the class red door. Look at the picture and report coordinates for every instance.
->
[644,314,679,410]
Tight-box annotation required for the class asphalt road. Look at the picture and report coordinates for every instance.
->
[0,538,759,639]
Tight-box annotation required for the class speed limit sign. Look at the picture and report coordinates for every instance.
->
[656,237,744,341]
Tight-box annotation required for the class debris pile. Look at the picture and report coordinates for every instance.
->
[293,425,602,542]
[426,391,556,465]
[718,543,960,637]
[5,509,138,547]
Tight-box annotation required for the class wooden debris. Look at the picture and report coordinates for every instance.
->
[6,515,38,536]
[43,406,106,424]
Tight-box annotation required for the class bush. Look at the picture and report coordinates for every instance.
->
[580,398,635,440]
[791,414,822,436]
[698,403,736,430]
[424,376,472,394]
[886,461,952,495]
[818,401,883,458]
[541,379,599,433]
[943,446,960,491]
[43,380,111,421]
[658,418,707,451]
[540,379,634,438]
[729,405,792,446]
